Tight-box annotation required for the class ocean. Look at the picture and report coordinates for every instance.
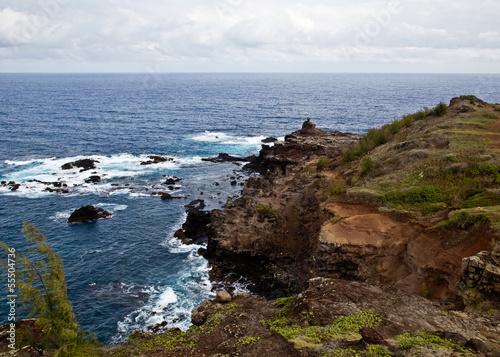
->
[1,73,499,343]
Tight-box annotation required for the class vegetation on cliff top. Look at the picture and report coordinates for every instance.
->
[341,96,500,230]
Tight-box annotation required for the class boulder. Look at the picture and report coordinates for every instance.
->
[61,159,99,172]
[68,205,112,223]
[215,291,232,303]
[84,175,101,184]
[140,155,173,165]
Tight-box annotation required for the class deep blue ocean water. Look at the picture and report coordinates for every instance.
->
[1,73,499,343]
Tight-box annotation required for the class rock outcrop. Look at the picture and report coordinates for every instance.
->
[174,200,212,245]
[244,120,361,174]
[206,105,500,305]
[98,277,500,356]
[68,205,112,223]
[202,153,257,163]
[61,159,99,172]
[140,155,174,165]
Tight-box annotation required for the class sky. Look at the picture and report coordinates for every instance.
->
[0,0,499,73]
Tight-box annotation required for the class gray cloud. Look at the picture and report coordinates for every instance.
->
[0,0,498,72]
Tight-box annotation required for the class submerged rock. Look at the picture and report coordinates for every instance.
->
[68,205,112,223]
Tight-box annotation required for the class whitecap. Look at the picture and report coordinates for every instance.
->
[191,131,267,147]
[192,131,231,142]
[0,153,188,198]
[49,209,74,222]
[95,203,128,213]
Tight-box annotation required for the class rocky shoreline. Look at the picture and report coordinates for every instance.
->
[179,97,500,356]
[3,96,500,356]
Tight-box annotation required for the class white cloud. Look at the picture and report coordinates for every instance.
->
[0,0,499,72]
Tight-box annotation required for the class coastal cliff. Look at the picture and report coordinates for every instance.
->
[3,96,500,356]
[206,97,500,306]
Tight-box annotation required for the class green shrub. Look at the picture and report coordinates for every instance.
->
[385,186,448,205]
[432,102,449,116]
[413,110,428,121]
[463,191,500,208]
[360,156,375,175]
[330,179,346,197]
[436,211,491,231]
[317,158,331,171]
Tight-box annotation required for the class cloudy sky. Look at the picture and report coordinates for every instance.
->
[0,0,499,73]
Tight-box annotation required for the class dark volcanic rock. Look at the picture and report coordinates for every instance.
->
[175,200,211,245]
[262,137,278,143]
[68,205,112,223]
[160,193,184,200]
[140,155,174,165]
[245,119,360,174]
[202,153,257,163]
[61,159,99,172]
[164,177,181,185]
[85,175,101,184]
[10,183,21,191]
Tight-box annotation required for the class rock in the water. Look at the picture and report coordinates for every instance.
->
[175,200,211,244]
[164,177,181,185]
[262,137,278,143]
[140,155,173,165]
[215,291,232,303]
[68,205,112,223]
[202,153,256,163]
[160,193,184,200]
[61,159,99,172]
[85,175,101,184]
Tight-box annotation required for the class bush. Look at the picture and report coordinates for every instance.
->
[316,158,331,171]
[432,102,449,116]
[361,156,375,175]
[385,186,448,205]
[413,110,428,121]
[436,211,491,231]
[330,179,346,197]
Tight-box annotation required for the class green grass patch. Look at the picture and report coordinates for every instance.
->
[384,186,449,205]
[256,203,284,222]
[395,330,472,355]
[463,190,500,208]
[341,103,442,164]
[275,296,296,307]
[262,311,381,347]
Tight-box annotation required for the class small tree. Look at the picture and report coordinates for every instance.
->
[1,223,84,355]
[361,155,375,175]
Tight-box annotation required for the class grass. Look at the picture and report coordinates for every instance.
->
[256,203,284,222]
[262,310,382,347]
[341,102,449,164]
[395,330,473,355]
[435,208,496,232]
